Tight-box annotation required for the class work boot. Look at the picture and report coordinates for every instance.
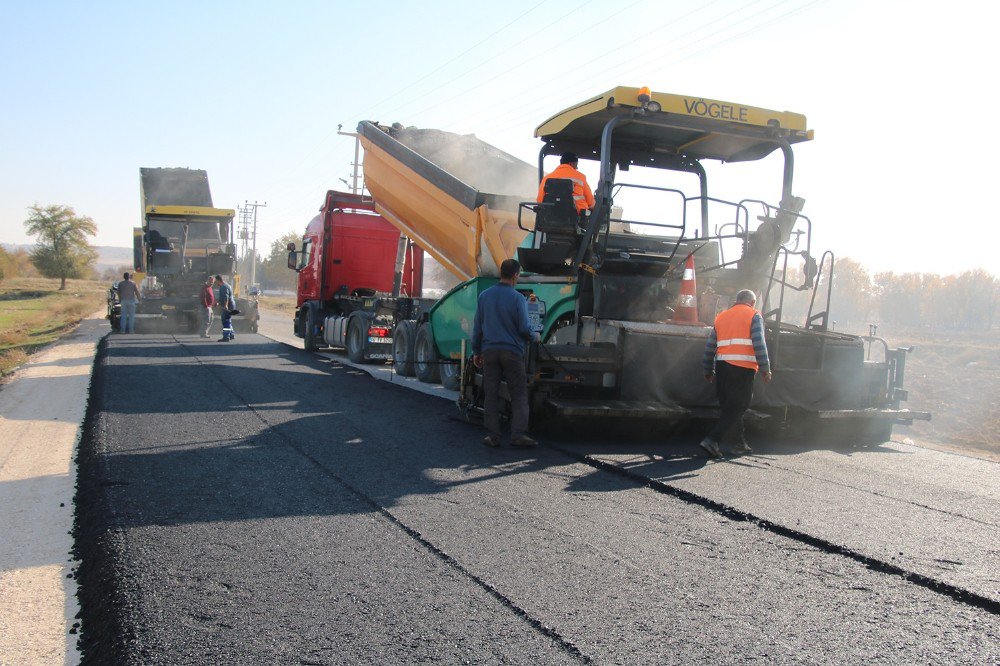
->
[483,435,501,448]
[511,435,538,448]
[218,337,231,342]
[698,437,722,459]
[729,441,753,456]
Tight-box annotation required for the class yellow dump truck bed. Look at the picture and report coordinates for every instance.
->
[357,121,536,280]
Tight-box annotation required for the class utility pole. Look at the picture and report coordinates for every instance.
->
[239,200,267,290]
[337,124,362,195]
[237,205,254,262]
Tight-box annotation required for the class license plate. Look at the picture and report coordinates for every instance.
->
[368,353,391,360]
[161,305,175,310]
[368,336,392,344]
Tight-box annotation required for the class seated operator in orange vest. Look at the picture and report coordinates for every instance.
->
[699,289,773,458]
[537,152,595,214]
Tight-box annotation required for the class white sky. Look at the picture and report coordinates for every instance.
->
[1,0,996,275]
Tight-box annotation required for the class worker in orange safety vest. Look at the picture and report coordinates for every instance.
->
[699,289,772,458]
[537,152,595,213]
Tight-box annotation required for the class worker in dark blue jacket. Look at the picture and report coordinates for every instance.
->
[214,274,236,342]
[472,259,540,448]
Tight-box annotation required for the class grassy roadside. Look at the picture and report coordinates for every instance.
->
[0,277,107,376]
[258,293,296,313]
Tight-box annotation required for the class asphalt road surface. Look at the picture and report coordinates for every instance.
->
[75,331,1000,664]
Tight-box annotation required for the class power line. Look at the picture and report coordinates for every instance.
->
[476,0,817,138]
[372,0,599,121]
[446,0,761,134]
[262,2,571,201]
[362,0,553,118]
[399,0,650,124]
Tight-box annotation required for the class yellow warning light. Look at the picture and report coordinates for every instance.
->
[637,86,651,104]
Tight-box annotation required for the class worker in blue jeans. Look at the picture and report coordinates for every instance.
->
[471,258,540,448]
[214,274,235,342]
[117,272,141,333]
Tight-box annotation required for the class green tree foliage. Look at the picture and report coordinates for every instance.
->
[258,231,301,292]
[0,246,38,281]
[23,204,98,290]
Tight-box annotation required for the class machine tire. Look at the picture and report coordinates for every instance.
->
[439,358,461,391]
[346,316,368,363]
[303,308,319,352]
[392,320,417,377]
[414,323,440,384]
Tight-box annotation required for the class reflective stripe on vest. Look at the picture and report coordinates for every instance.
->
[713,304,758,371]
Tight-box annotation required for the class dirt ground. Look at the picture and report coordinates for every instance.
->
[881,327,999,460]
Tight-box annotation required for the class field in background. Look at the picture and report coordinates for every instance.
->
[0,277,106,376]
[885,327,999,459]
[258,293,296,313]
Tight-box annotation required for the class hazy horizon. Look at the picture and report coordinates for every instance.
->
[2,1,997,275]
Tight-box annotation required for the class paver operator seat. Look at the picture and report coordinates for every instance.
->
[518,178,580,275]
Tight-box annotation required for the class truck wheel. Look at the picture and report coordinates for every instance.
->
[392,321,416,377]
[303,308,319,352]
[439,359,461,391]
[414,323,440,384]
[347,316,368,363]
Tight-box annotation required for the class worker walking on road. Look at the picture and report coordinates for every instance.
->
[700,289,772,458]
[537,152,595,213]
[214,274,235,342]
[117,272,141,334]
[199,277,215,338]
[472,259,540,449]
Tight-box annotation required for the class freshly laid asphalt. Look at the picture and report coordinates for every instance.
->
[75,333,1000,664]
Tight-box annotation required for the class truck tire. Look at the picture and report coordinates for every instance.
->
[303,308,319,352]
[392,320,417,377]
[347,316,368,363]
[414,323,440,384]
[439,359,461,391]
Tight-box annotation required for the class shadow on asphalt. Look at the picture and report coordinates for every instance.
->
[74,335,906,533]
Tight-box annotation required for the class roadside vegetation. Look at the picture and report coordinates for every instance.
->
[0,277,106,376]
[258,293,296,312]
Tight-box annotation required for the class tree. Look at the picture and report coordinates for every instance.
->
[259,231,301,293]
[0,246,12,281]
[830,257,875,328]
[23,204,98,290]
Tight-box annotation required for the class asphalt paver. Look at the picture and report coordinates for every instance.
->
[76,334,1000,664]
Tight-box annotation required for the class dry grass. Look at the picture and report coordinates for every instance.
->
[886,326,1000,456]
[258,294,296,312]
[0,276,106,375]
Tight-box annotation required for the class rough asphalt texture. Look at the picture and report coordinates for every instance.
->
[75,334,1000,664]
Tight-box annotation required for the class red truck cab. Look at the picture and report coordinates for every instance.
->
[290,190,425,357]
[295,191,422,305]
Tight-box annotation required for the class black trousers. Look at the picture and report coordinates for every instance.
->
[708,361,756,445]
[483,349,529,439]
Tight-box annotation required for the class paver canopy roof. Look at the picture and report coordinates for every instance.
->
[534,86,813,164]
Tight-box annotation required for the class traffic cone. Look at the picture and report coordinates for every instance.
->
[672,254,700,325]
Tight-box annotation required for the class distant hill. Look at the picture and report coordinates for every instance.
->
[2,244,133,269]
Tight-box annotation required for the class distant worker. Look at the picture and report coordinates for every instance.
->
[199,277,215,338]
[700,289,772,458]
[214,274,235,342]
[537,152,595,213]
[117,272,141,334]
[472,259,540,449]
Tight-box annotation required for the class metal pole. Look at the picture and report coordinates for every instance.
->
[242,200,267,290]
[337,124,362,195]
